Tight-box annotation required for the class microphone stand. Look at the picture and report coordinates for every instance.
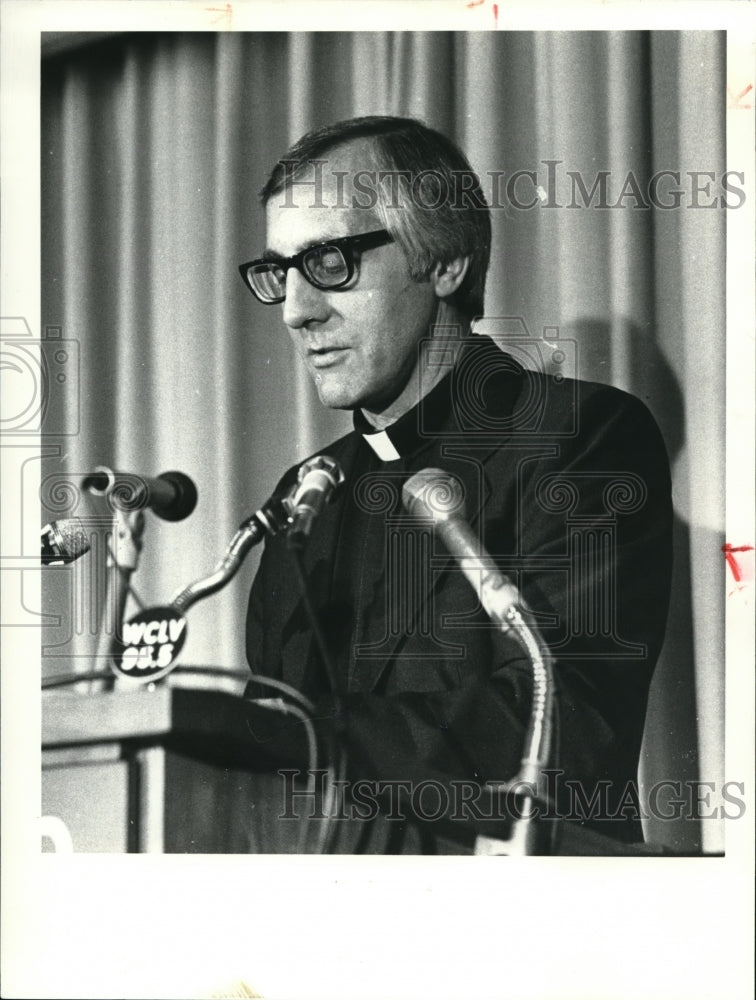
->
[169,494,293,614]
[401,467,555,855]
[474,603,555,857]
[94,507,145,689]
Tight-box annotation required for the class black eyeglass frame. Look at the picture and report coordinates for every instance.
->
[238,229,394,304]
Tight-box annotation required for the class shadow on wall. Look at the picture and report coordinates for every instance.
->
[566,317,702,853]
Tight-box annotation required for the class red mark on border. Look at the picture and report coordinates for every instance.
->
[727,84,753,110]
[206,3,233,26]
[722,544,754,582]
[465,1,499,28]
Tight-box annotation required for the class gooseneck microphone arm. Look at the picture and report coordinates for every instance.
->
[402,468,555,856]
[504,608,553,787]
[170,492,294,614]
[170,454,345,614]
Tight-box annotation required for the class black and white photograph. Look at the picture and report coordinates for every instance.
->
[1,3,754,998]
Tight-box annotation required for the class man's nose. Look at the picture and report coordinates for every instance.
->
[282,267,328,329]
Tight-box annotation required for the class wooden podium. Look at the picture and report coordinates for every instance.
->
[42,682,311,853]
[42,679,692,856]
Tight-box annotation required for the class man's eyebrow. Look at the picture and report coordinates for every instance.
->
[260,243,311,261]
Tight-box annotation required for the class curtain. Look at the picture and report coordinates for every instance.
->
[41,31,726,852]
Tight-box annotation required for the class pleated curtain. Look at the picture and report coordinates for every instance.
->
[41,31,725,851]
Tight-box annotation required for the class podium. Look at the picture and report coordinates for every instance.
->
[43,679,697,856]
[42,682,312,853]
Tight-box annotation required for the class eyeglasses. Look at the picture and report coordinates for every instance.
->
[238,229,394,304]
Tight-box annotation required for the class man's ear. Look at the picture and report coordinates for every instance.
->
[431,256,471,299]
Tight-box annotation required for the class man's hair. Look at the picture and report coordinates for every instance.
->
[260,116,491,319]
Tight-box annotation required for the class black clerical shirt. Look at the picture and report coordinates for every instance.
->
[315,366,459,694]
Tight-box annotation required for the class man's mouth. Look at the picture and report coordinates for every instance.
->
[307,346,349,368]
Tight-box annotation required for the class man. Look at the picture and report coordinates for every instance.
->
[241,116,673,854]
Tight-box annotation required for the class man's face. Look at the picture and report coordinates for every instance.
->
[264,143,439,414]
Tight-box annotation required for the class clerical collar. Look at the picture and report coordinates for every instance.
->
[353,365,455,462]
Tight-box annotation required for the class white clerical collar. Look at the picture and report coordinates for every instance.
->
[361,429,402,462]
[353,363,457,461]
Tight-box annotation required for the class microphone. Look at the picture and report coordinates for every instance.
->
[287,455,345,550]
[111,481,298,682]
[402,468,521,627]
[405,468,556,857]
[82,467,197,521]
[41,519,91,565]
